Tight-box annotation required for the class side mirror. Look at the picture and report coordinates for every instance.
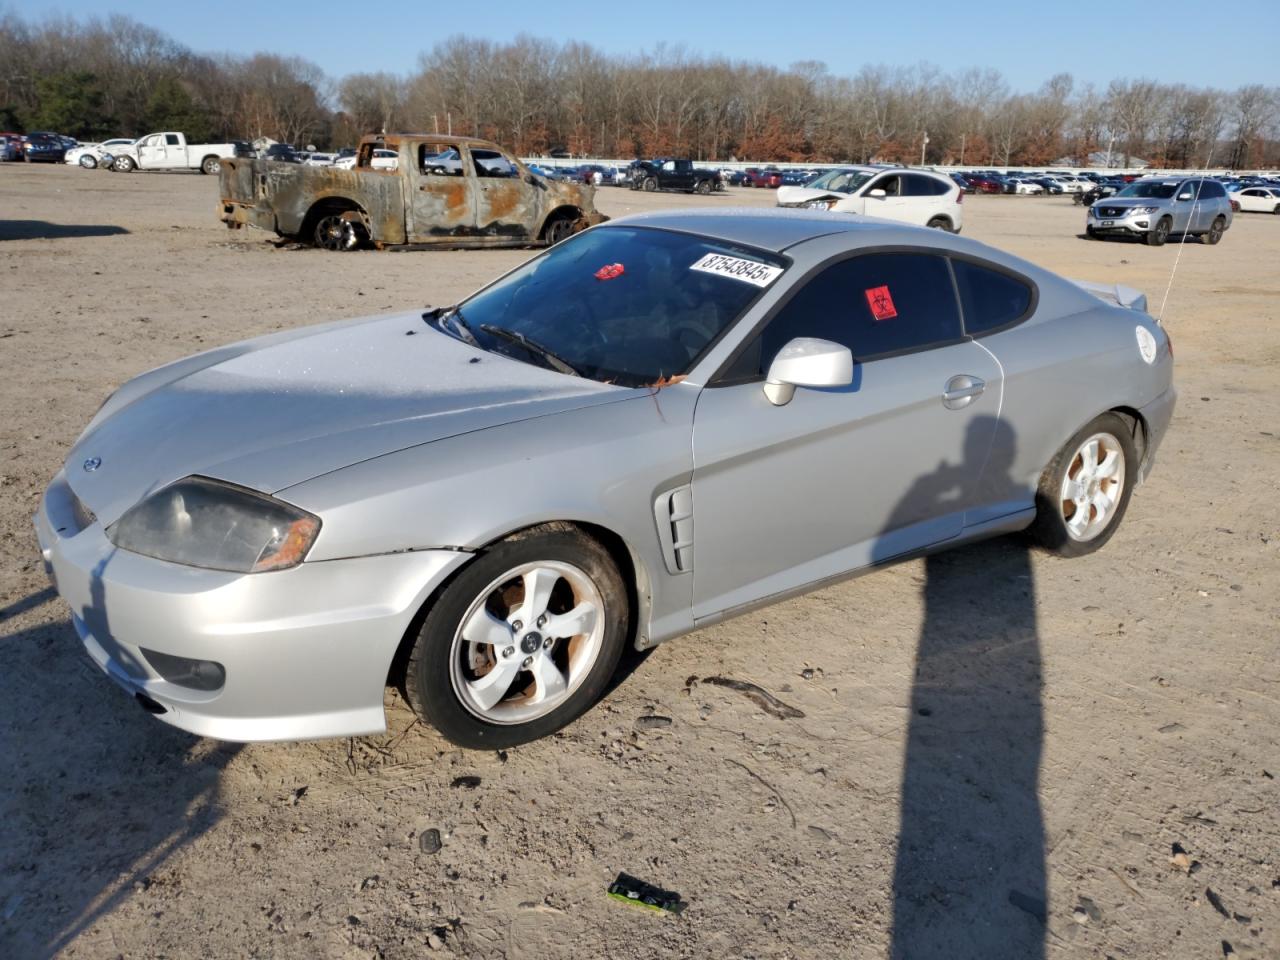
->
[763,338,854,406]
[1178,192,1193,201]
[868,188,887,199]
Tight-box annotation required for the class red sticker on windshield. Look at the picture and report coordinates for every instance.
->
[594,262,625,281]
[865,285,897,321]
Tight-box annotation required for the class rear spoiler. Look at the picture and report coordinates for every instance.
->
[1071,279,1150,317]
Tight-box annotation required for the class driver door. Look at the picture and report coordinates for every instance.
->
[857,173,913,221]
[407,141,476,241]
[137,135,166,169]
[471,147,541,240]
[689,251,1003,621]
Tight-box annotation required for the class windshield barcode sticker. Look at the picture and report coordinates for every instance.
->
[690,253,783,288]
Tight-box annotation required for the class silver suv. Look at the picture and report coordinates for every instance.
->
[1086,177,1233,246]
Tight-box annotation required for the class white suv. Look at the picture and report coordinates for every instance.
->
[776,167,964,232]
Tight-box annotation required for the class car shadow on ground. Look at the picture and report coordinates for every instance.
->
[0,221,130,241]
[885,417,1047,957]
[0,581,240,960]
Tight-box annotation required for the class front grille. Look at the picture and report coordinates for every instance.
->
[70,492,97,532]
[1099,207,1125,218]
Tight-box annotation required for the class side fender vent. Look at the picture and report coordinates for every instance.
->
[654,485,694,575]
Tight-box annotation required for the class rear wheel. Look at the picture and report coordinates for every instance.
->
[695,179,711,195]
[642,177,657,192]
[1146,217,1170,246]
[200,155,221,175]
[1029,413,1137,557]
[1205,216,1225,245]
[1273,204,1280,215]
[926,216,951,231]
[312,211,366,251]
[403,524,628,749]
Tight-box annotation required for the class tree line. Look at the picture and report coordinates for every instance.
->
[2,13,1277,169]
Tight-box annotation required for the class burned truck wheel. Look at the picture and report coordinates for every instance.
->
[313,212,366,252]
[543,216,576,246]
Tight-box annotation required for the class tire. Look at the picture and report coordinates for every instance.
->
[695,179,711,195]
[1085,226,1099,239]
[926,216,951,231]
[78,155,97,169]
[200,155,221,175]
[113,155,135,173]
[1028,412,1137,557]
[1145,217,1170,246]
[403,524,629,749]
[642,177,657,192]
[1205,216,1225,245]
[312,211,365,251]
[543,216,574,246]
[1273,205,1280,215]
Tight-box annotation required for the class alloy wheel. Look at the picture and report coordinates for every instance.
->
[1059,432,1126,542]
[449,561,605,725]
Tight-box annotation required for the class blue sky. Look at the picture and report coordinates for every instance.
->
[16,0,1269,91]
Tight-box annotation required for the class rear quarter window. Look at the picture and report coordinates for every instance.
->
[952,259,1034,336]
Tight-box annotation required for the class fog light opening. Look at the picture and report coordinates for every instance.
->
[139,648,226,692]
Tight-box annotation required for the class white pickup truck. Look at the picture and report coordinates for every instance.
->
[112,132,244,174]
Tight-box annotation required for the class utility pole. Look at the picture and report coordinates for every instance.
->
[433,115,438,134]
[959,133,966,166]
[447,112,452,136]
[920,131,929,166]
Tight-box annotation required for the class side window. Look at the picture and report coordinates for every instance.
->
[165,134,180,146]
[868,175,901,196]
[724,253,962,379]
[419,144,463,176]
[952,259,1034,337]
[472,149,516,178]
[1200,181,1225,199]
[143,135,160,148]
[904,174,947,197]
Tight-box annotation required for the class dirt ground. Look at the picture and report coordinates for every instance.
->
[0,165,1276,960]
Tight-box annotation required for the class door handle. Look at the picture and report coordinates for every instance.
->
[942,375,986,410]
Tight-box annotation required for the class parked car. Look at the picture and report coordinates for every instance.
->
[964,174,1005,195]
[113,132,245,174]
[0,134,23,161]
[303,152,337,167]
[1233,186,1280,214]
[745,167,783,188]
[333,148,398,171]
[628,158,721,194]
[220,133,606,250]
[1087,177,1234,245]
[1005,177,1045,195]
[261,143,303,164]
[66,138,137,169]
[22,132,67,163]
[35,208,1175,747]
[777,166,964,232]
[950,173,975,194]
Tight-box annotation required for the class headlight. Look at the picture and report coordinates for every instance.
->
[106,476,320,573]
[806,198,836,210]
[1128,206,1159,215]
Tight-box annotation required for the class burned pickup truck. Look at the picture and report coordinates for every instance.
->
[218,134,607,250]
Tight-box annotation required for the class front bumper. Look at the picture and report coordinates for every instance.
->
[218,199,277,233]
[1087,208,1156,235]
[35,470,471,741]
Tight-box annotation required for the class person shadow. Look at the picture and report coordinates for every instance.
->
[0,552,241,959]
[886,417,1047,958]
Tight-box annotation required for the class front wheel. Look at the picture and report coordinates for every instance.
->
[79,155,97,169]
[1205,216,1225,245]
[200,155,221,175]
[543,216,574,246]
[642,177,657,192]
[113,155,135,173]
[403,524,629,749]
[1145,217,1170,246]
[1028,413,1137,557]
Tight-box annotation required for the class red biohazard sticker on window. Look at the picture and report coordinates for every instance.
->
[865,285,898,321]
[594,262,625,281]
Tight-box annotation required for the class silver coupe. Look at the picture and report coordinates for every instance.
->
[35,210,1176,748]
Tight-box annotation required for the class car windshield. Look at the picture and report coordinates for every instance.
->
[441,227,787,387]
[805,169,875,194]
[1116,181,1178,199]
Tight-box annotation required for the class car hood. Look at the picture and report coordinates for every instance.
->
[776,186,845,207]
[1092,198,1164,209]
[67,312,629,524]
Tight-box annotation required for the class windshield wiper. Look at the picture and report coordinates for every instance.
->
[426,305,480,346]
[479,324,580,376]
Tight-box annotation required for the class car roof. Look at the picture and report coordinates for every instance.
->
[603,208,942,254]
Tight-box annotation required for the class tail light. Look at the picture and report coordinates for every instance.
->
[956,188,964,203]
[1230,199,1240,212]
